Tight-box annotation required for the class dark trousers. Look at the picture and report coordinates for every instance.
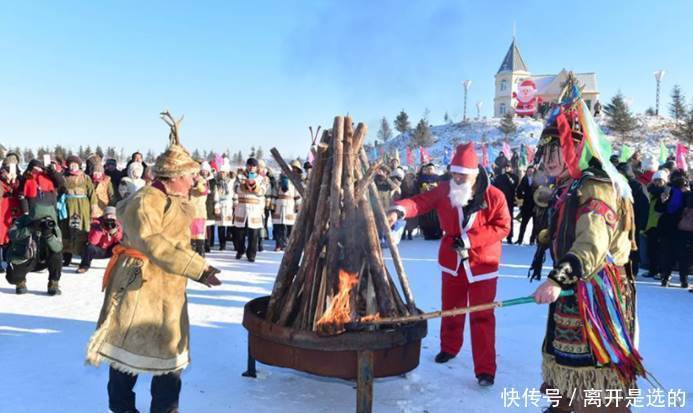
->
[6,250,62,284]
[108,367,181,413]
[191,239,205,257]
[646,228,660,275]
[516,212,534,245]
[234,225,259,260]
[217,226,233,250]
[274,224,292,249]
[205,226,215,251]
[263,208,271,240]
[79,244,113,269]
[661,231,691,286]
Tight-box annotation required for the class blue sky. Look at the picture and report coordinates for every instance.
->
[1,0,691,159]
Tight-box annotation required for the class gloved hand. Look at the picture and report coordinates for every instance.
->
[199,266,222,287]
[452,237,469,261]
[547,262,573,285]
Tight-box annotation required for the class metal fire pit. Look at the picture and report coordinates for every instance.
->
[242,296,427,413]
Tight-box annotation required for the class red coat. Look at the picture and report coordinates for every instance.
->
[87,219,123,250]
[394,174,511,283]
[0,178,21,245]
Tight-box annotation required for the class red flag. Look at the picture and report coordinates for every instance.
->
[527,146,536,164]
[481,144,489,168]
[676,143,689,170]
[406,147,414,166]
[419,146,431,164]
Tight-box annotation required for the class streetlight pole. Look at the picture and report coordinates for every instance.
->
[476,101,483,119]
[654,70,665,116]
[463,80,472,123]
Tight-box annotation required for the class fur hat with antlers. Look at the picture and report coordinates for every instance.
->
[152,111,200,179]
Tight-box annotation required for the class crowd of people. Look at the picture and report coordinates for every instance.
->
[0,150,310,295]
[371,147,693,292]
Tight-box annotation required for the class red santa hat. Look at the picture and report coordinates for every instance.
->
[519,79,536,89]
[449,143,478,174]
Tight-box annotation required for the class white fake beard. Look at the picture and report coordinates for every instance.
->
[449,180,473,208]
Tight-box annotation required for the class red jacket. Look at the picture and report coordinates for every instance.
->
[394,171,510,283]
[87,219,123,250]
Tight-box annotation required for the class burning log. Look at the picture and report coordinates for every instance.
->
[266,116,415,335]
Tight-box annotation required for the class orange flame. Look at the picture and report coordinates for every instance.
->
[316,269,359,332]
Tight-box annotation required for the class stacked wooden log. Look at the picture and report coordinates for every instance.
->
[266,116,416,335]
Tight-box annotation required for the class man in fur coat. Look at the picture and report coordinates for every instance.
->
[388,143,511,387]
[86,113,222,413]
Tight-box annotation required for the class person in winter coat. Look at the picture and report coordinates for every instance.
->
[655,169,690,288]
[515,165,536,245]
[617,163,649,274]
[642,169,668,278]
[531,118,641,412]
[492,165,519,243]
[256,160,272,251]
[77,206,122,273]
[118,161,146,200]
[416,163,443,240]
[398,171,419,240]
[5,202,63,295]
[374,168,398,210]
[493,152,509,176]
[271,173,301,251]
[20,159,65,216]
[104,158,124,192]
[189,167,209,257]
[0,153,22,270]
[388,143,511,387]
[89,156,115,218]
[86,116,222,413]
[233,158,267,262]
[201,161,217,252]
[213,159,236,250]
[58,155,96,266]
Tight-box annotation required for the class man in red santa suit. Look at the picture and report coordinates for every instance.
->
[387,143,511,387]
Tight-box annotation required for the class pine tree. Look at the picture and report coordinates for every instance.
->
[422,108,431,123]
[499,112,517,140]
[604,92,638,139]
[54,145,67,160]
[250,146,256,158]
[145,150,156,163]
[444,112,452,124]
[192,149,202,160]
[256,146,264,160]
[645,107,656,116]
[673,107,693,146]
[106,147,117,159]
[411,119,434,147]
[377,117,393,142]
[670,85,687,121]
[37,147,47,158]
[95,145,104,158]
[22,148,34,163]
[394,110,411,134]
[78,145,85,159]
[85,145,93,157]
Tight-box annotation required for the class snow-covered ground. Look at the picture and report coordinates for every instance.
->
[0,237,690,412]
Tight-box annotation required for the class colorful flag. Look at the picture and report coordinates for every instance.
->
[419,146,431,164]
[406,147,414,166]
[659,141,669,165]
[502,141,512,158]
[442,146,451,165]
[676,143,688,170]
[519,144,528,167]
[527,146,536,164]
[618,145,634,163]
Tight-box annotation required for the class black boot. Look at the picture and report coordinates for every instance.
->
[16,280,27,295]
[661,274,671,287]
[477,373,495,387]
[434,351,455,364]
[47,280,61,296]
[63,253,73,267]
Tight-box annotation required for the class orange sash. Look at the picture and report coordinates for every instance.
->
[102,244,148,291]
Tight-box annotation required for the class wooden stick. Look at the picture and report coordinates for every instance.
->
[325,116,345,294]
[266,140,327,322]
[270,147,306,198]
[359,150,417,312]
[278,149,333,326]
[354,159,383,201]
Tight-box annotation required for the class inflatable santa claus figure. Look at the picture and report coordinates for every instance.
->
[513,79,542,117]
[388,143,511,387]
